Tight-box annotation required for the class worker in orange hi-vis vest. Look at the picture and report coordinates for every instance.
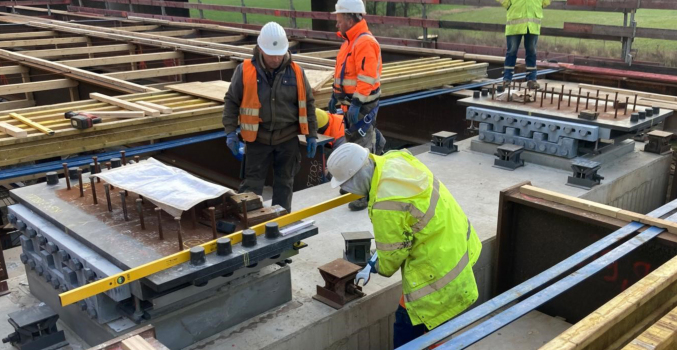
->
[329,0,387,212]
[222,22,318,213]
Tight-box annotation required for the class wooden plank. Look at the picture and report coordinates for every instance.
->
[0,65,28,75]
[0,79,77,95]
[300,49,339,58]
[59,51,182,68]
[0,49,156,93]
[104,61,236,80]
[579,83,677,103]
[0,121,28,138]
[89,93,160,117]
[622,304,677,350]
[637,98,677,111]
[540,255,677,350]
[0,99,36,111]
[117,25,160,32]
[0,36,90,48]
[0,31,55,40]
[149,29,195,37]
[165,81,230,102]
[121,335,155,350]
[194,35,245,43]
[136,101,171,114]
[520,185,622,218]
[79,111,146,118]
[22,44,136,59]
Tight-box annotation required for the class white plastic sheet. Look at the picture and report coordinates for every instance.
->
[96,158,233,217]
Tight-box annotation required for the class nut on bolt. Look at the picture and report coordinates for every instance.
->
[70,258,83,271]
[46,242,59,254]
[37,234,47,246]
[83,268,96,281]
[57,251,70,261]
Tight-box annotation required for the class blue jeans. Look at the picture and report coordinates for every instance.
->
[504,33,539,82]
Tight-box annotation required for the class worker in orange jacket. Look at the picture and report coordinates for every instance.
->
[329,0,386,211]
[223,22,318,213]
[316,108,346,149]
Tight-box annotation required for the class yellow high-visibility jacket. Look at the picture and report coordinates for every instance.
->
[368,149,482,330]
[497,0,551,36]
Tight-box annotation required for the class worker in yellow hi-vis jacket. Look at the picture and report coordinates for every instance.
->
[327,143,482,347]
[498,0,551,89]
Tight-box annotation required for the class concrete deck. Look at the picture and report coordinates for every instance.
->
[0,136,669,350]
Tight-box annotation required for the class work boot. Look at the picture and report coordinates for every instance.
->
[339,188,348,195]
[527,80,540,89]
[349,196,368,211]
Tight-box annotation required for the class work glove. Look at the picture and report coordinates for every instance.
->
[355,252,378,287]
[347,99,362,127]
[328,94,338,114]
[306,137,317,158]
[226,131,239,157]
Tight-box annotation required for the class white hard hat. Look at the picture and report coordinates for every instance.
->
[258,22,289,56]
[327,143,370,188]
[332,0,366,14]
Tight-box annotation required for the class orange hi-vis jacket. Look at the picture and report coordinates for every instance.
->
[322,112,345,147]
[239,59,309,142]
[333,20,382,110]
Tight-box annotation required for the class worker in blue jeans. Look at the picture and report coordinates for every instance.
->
[499,0,551,89]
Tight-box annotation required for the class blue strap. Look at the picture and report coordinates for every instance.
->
[346,103,379,138]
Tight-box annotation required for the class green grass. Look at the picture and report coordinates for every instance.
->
[188,0,677,65]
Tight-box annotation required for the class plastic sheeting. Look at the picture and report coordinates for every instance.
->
[95,158,233,217]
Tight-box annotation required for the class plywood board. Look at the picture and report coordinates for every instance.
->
[165,81,230,103]
[305,69,333,91]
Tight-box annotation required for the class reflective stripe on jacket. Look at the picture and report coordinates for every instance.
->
[497,0,551,36]
[333,20,382,105]
[240,59,309,142]
[368,150,482,330]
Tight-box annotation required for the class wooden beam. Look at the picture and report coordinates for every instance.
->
[0,49,157,93]
[0,79,77,95]
[194,35,246,43]
[89,93,160,116]
[136,101,171,114]
[0,121,28,138]
[0,31,56,40]
[118,25,160,32]
[23,44,136,59]
[105,61,236,80]
[0,36,90,48]
[300,50,339,58]
[0,65,28,75]
[150,29,195,37]
[79,110,146,118]
[0,99,35,111]
[121,335,155,350]
[59,51,182,68]
[622,304,677,350]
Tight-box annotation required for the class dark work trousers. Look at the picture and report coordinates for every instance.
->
[393,305,428,348]
[240,137,301,213]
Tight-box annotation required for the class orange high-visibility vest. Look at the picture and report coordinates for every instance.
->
[322,112,345,146]
[239,59,309,142]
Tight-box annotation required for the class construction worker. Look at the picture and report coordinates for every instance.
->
[330,0,386,211]
[223,22,318,213]
[499,0,551,89]
[327,143,482,347]
[316,108,346,149]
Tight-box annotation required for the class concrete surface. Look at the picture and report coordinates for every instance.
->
[0,135,668,350]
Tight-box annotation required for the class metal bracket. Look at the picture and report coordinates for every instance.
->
[2,304,68,350]
[494,144,525,171]
[567,159,604,189]
[430,131,458,155]
[313,259,365,309]
[341,231,373,267]
[644,130,673,154]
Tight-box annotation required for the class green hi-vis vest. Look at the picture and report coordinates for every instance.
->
[367,149,482,330]
[497,0,551,36]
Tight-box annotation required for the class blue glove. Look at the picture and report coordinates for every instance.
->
[306,137,317,158]
[226,131,239,157]
[347,100,362,126]
[368,252,378,274]
[328,94,338,114]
